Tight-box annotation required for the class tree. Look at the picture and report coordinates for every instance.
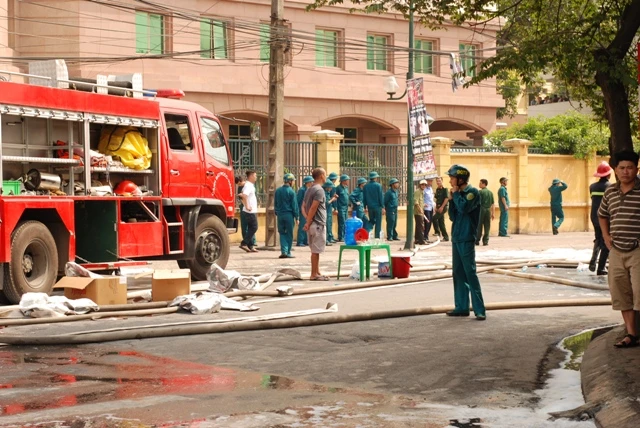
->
[307,0,640,154]
[496,69,522,119]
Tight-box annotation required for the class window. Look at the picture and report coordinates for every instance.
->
[316,29,340,68]
[459,43,477,77]
[367,34,389,71]
[229,125,252,139]
[259,23,292,64]
[136,11,165,54]
[415,39,435,75]
[336,128,357,145]
[200,19,228,59]
[165,114,193,151]
[202,117,229,165]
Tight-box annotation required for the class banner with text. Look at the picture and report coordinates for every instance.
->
[407,77,437,181]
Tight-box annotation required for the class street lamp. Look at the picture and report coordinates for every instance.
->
[383,1,416,250]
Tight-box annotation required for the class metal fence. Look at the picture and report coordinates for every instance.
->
[229,139,318,206]
[340,143,409,205]
[450,146,513,153]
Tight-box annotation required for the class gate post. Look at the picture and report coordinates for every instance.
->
[503,138,532,234]
[431,137,453,175]
[310,130,343,176]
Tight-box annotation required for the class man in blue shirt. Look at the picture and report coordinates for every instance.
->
[296,175,314,247]
[363,171,385,239]
[423,178,435,242]
[384,178,400,241]
[335,174,350,242]
[274,173,299,258]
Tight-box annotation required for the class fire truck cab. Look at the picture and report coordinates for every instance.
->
[0,70,248,304]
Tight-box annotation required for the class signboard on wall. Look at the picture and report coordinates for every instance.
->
[407,77,438,181]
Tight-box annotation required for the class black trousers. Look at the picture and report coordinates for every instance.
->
[241,212,258,248]
[590,219,609,271]
[414,214,426,245]
[423,209,433,239]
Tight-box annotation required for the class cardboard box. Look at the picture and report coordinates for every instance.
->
[152,269,191,302]
[54,276,127,305]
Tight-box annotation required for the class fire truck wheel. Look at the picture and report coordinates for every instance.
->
[3,221,58,304]
[179,214,229,281]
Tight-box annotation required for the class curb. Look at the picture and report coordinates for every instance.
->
[582,326,640,427]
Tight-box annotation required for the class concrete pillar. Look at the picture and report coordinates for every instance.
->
[503,138,532,234]
[310,130,343,175]
[431,137,453,177]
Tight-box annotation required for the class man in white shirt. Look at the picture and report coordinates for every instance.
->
[423,177,435,242]
[239,170,259,253]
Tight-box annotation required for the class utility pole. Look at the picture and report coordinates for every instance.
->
[264,0,285,248]
[403,1,415,250]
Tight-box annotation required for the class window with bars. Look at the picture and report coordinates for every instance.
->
[459,43,477,77]
[336,127,357,145]
[229,125,252,139]
[415,39,435,75]
[200,19,228,59]
[366,34,389,71]
[135,11,165,54]
[316,29,340,68]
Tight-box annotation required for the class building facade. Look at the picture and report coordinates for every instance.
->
[1,0,503,146]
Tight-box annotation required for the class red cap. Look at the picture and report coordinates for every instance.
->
[593,161,613,177]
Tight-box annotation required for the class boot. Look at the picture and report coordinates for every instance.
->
[588,241,599,272]
[596,248,609,276]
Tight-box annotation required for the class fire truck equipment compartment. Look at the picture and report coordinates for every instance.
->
[54,276,126,305]
[97,126,152,170]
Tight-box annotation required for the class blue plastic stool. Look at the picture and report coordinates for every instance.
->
[337,243,393,281]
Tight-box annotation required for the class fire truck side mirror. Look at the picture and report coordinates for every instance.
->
[250,122,261,142]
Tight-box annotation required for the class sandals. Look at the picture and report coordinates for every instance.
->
[310,275,330,281]
[614,334,639,348]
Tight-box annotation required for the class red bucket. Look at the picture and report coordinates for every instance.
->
[391,255,412,279]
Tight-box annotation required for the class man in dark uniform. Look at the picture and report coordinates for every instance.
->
[274,173,298,258]
[326,172,339,243]
[363,171,385,239]
[589,162,612,275]
[335,174,350,242]
[549,178,568,235]
[384,178,400,241]
[446,164,486,321]
[350,177,370,231]
[433,177,449,241]
[476,179,495,246]
[498,177,510,237]
[296,175,314,247]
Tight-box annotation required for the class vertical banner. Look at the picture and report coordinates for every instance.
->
[407,77,437,181]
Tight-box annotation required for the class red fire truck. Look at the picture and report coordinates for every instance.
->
[0,73,251,303]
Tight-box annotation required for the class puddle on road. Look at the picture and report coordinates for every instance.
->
[0,330,603,427]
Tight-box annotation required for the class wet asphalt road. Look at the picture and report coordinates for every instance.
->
[0,233,622,427]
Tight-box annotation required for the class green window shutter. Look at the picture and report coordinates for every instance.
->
[316,29,325,66]
[414,39,422,73]
[260,24,270,62]
[366,35,375,70]
[149,13,163,54]
[328,31,337,67]
[200,19,211,58]
[375,36,386,70]
[135,12,148,53]
[213,21,227,59]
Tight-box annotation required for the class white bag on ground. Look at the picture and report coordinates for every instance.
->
[349,259,361,279]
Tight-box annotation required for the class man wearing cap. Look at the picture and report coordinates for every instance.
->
[549,178,568,235]
[433,177,450,242]
[274,173,299,258]
[350,178,370,230]
[589,162,612,274]
[363,171,385,239]
[384,178,400,241]
[326,172,339,243]
[414,181,428,245]
[476,179,495,246]
[446,164,486,320]
[296,175,314,247]
[335,174,351,242]
[498,177,510,237]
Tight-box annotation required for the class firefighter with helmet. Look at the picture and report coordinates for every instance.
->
[589,161,612,275]
[446,164,486,320]
[274,173,299,258]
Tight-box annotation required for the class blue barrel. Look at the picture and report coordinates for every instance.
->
[345,212,363,245]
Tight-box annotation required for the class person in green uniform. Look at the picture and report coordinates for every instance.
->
[350,177,370,231]
[335,174,350,242]
[414,180,427,245]
[326,172,339,243]
[274,173,299,258]
[498,177,510,237]
[433,177,450,242]
[323,181,337,246]
[476,179,495,246]
[363,171,385,239]
[384,178,400,241]
[549,178,568,235]
[446,164,486,321]
[296,175,314,247]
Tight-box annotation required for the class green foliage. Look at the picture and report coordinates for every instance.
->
[486,113,610,158]
[496,69,522,119]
